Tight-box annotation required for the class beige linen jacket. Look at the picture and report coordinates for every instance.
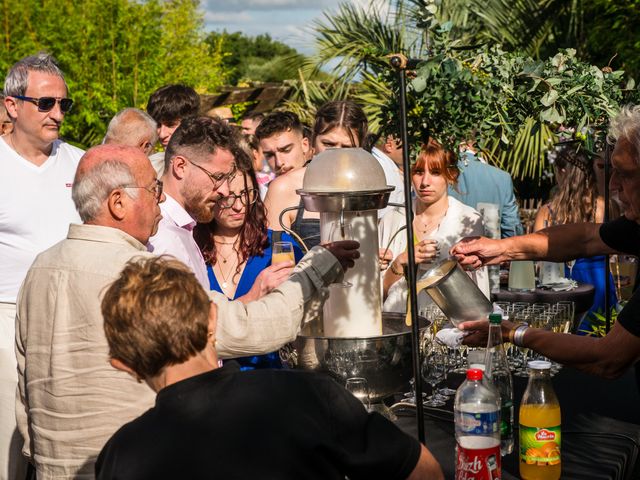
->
[16,223,341,479]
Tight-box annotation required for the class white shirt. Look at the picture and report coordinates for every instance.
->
[147,193,209,289]
[378,196,490,313]
[371,147,405,219]
[0,137,83,303]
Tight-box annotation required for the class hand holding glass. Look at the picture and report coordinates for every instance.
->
[328,222,354,287]
[272,241,295,265]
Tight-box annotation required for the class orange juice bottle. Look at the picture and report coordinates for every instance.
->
[519,360,561,480]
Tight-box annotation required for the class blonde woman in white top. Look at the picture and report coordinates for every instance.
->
[379,141,490,313]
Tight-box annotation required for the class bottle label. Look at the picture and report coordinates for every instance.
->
[457,411,499,435]
[456,439,501,480]
[519,425,561,466]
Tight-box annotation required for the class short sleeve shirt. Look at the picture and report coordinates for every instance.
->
[600,217,640,336]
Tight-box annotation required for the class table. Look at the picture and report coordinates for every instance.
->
[395,367,640,479]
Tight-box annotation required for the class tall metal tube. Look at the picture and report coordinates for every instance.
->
[390,55,425,444]
[604,142,611,332]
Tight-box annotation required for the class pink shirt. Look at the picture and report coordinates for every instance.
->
[147,194,209,289]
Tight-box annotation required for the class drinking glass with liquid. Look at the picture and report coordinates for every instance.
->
[271,241,295,265]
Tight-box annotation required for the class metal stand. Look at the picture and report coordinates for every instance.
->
[389,54,426,444]
[604,142,612,332]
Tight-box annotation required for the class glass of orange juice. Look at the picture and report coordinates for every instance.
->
[272,241,295,265]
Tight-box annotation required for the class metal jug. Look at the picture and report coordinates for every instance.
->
[418,258,492,326]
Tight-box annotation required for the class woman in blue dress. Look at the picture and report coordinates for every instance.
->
[194,160,303,370]
[534,141,619,334]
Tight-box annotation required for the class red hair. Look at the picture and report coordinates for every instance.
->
[411,140,459,186]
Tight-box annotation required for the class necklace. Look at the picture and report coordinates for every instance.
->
[214,238,237,245]
[214,236,239,263]
[415,215,439,235]
[215,258,238,290]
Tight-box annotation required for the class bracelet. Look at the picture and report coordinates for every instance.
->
[508,322,527,344]
[513,325,529,347]
[389,261,404,276]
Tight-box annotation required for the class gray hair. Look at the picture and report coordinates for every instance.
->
[72,160,138,222]
[103,108,158,148]
[608,104,640,164]
[4,52,67,97]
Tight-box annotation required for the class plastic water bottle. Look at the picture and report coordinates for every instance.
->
[484,313,514,455]
[454,369,501,480]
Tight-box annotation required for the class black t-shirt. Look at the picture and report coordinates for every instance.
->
[95,363,420,480]
[600,217,640,337]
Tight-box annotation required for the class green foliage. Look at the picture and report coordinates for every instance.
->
[306,0,640,182]
[0,0,226,148]
[578,307,618,338]
[206,31,306,85]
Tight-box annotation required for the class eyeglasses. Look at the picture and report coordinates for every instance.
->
[123,179,163,202]
[185,158,236,190]
[218,189,258,209]
[13,95,73,114]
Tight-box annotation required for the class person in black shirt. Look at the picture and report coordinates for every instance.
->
[96,256,444,480]
[451,104,640,379]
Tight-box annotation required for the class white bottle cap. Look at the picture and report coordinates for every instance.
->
[527,360,552,370]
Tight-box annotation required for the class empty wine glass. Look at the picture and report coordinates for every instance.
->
[345,377,370,410]
[421,349,446,407]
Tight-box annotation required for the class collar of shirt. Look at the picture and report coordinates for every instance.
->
[67,223,148,251]
[160,193,197,231]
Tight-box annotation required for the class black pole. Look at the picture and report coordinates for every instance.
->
[390,55,425,444]
[604,142,611,332]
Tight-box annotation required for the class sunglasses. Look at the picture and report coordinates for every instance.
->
[13,95,73,113]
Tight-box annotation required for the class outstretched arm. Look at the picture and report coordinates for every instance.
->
[460,317,640,379]
[451,223,615,270]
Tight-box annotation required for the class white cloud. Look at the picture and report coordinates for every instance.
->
[204,11,252,23]
[201,0,392,55]
[203,0,339,12]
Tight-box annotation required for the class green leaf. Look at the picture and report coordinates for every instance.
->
[540,89,559,107]
[540,106,562,123]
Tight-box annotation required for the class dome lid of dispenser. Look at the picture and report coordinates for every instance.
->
[297,148,395,212]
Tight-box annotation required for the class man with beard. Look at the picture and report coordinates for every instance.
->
[149,116,238,289]
[149,116,360,354]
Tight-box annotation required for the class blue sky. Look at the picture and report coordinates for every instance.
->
[201,0,349,55]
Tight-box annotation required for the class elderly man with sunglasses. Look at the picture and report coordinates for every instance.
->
[0,53,83,480]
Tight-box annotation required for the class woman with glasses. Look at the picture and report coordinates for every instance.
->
[194,158,303,370]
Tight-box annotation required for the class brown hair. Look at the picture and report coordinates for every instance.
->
[193,151,269,279]
[411,140,459,186]
[101,256,211,380]
[312,100,368,149]
[548,143,597,224]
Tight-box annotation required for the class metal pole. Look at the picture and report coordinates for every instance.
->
[389,54,425,444]
[604,142,611,332]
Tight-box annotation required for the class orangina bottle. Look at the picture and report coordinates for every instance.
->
[519,360,561,480]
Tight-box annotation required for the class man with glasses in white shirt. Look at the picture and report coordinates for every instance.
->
[0,53,83,480]
[149,116,238,288]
